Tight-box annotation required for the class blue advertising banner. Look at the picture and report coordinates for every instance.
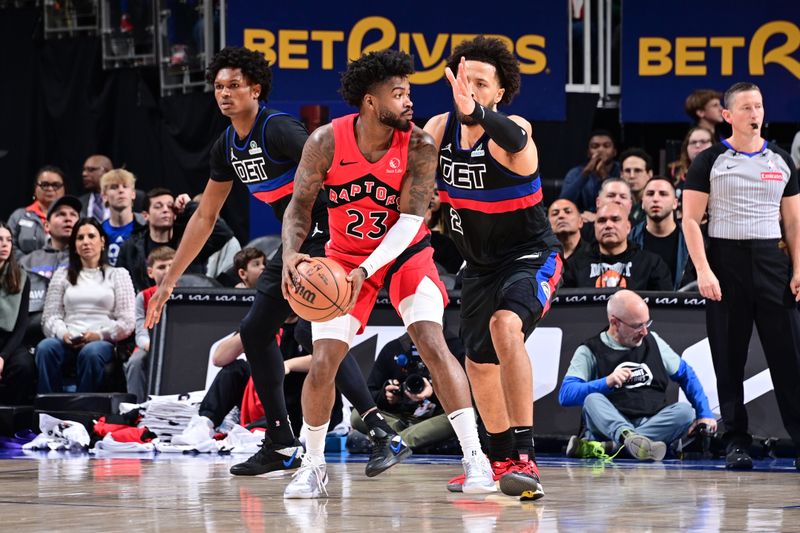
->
[621,0,800,122]
[226,0,567,120]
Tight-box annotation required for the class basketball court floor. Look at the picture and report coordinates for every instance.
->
[0,451,798,532]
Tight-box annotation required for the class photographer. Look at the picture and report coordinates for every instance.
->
[350,331,463,451]
[557,290,716,461]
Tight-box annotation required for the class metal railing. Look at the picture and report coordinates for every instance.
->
[155,0,217,96]
[43,0,99,38]
[99,0,156,69]
[566,0,620,107]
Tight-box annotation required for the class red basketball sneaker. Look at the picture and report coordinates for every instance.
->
[498,456,544,499]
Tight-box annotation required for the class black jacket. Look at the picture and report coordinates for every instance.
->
[629,221,696,290]
[117,202,234,292]
[563,240,673,291]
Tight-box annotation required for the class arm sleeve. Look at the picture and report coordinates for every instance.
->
[265,114,309,164]
[0,276,30,359]
[683,149,714,193]
[208,134,237,182]
[100,268,136,342]
[671,359,715,419]
[42,268,69,339]
[558,375,613,406]
[360,213,424,277]
[468,104,528,153]
[134,292,149,351]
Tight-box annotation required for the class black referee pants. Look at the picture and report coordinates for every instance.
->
[707,238,800,449]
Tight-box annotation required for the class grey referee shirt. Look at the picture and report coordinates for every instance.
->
[684,140,798,240]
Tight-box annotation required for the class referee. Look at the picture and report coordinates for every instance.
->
[683,82,800,471]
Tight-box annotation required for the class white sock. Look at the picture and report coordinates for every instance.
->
[302,419,329,464]
[448,407,482,458]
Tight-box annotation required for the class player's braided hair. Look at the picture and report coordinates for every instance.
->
[206,47,272,102]
[340,49,415,107]
[445,36,521,106]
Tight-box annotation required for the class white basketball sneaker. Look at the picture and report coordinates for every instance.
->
[284,456,328,499]
[461,452,498,494]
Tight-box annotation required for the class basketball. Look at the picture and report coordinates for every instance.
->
[287,257,352,322]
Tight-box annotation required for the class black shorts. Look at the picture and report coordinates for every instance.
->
[460,251,563,364]
[254,229,328,297]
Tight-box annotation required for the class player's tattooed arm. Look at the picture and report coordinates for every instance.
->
[282,125,332,253]
[400,127,438,217]
[281,125,333,298]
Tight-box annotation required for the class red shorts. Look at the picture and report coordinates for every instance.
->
[326,245,449,333]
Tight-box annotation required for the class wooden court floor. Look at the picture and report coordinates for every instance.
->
[0,453,798,532]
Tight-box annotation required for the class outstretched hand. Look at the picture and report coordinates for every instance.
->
[444,56,476,117]
[145,284,175,329]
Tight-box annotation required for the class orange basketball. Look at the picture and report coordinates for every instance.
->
[287,257,352,322]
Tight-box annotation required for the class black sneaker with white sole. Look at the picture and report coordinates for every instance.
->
[230,437,303,476]
[365,427,412,477]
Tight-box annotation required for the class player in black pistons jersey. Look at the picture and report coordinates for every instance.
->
[424,36,563,499]
[145,47,409,478]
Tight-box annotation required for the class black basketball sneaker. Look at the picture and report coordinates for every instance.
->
[365,426,412,477]
[230,435,303,476]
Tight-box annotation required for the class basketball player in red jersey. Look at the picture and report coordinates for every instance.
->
[424,37,563,499]
[281,49,495,499]
[145,47,408,480]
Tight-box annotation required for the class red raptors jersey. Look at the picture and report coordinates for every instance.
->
[325,113,428,256]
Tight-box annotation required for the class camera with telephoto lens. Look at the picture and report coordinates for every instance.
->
[386,343,430,397]
[385,373,427,396]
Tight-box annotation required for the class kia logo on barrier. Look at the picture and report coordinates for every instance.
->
[683,298,705,306]
[655,297,678,304]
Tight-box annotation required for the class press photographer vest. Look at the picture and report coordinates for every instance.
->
[584,332,669,418]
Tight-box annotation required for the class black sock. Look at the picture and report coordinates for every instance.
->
[363,410,394,436]
[266,418,295,445]
[512,426,535,461]
[487,428,514,462]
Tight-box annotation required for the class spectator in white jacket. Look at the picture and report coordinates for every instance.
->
[36,218,135,393]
